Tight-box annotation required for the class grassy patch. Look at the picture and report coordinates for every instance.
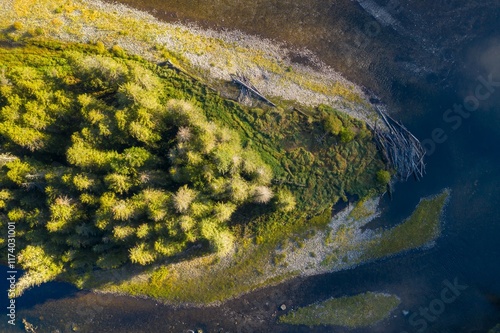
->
[361,189,450,261]
[279,292,400,327]
[90,208,329,304]
[88,240,300,304]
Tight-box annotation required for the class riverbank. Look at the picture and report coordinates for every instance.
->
[2,0,381,124]
[87,190,449,307]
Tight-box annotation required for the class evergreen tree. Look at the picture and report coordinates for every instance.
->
[129,243,156,265]
[253,186,274,204]
[213,202,236,222]
[173,185,196,213]
[15,245,63,296]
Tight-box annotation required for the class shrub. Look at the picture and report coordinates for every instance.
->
[12,21,23,31]
[276,189,297,212]
[72,54,128,91]
[33,27,44,36]
[376,170,391,185]
[111,44,126,57]
[200,219,234,255]
[324,114,343,135]
[95,41,106,54]
[340,127,356,143]
[212,230,235,256]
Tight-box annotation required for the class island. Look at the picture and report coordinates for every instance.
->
[278,292,401,328]
[1,0,449,328]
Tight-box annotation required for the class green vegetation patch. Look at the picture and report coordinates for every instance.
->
[0,37,385,302]
[361,189,450,261]
[279,292,400,327]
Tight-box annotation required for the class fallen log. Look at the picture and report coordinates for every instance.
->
[231,74,276,107]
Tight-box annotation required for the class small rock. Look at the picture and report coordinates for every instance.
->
[280,304,287,311]
[402,310,409,316]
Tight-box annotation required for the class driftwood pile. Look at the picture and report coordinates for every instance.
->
[231,74,276,107]
[369,106,426,181]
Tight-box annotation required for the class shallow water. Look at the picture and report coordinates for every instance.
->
[3,0,500,332]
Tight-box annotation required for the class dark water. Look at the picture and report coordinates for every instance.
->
[3,0,500,332]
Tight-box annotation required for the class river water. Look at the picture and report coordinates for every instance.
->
[2,0,499,332]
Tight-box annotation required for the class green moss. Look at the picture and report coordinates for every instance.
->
[361,189,450,261]
[279,292,400,327]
